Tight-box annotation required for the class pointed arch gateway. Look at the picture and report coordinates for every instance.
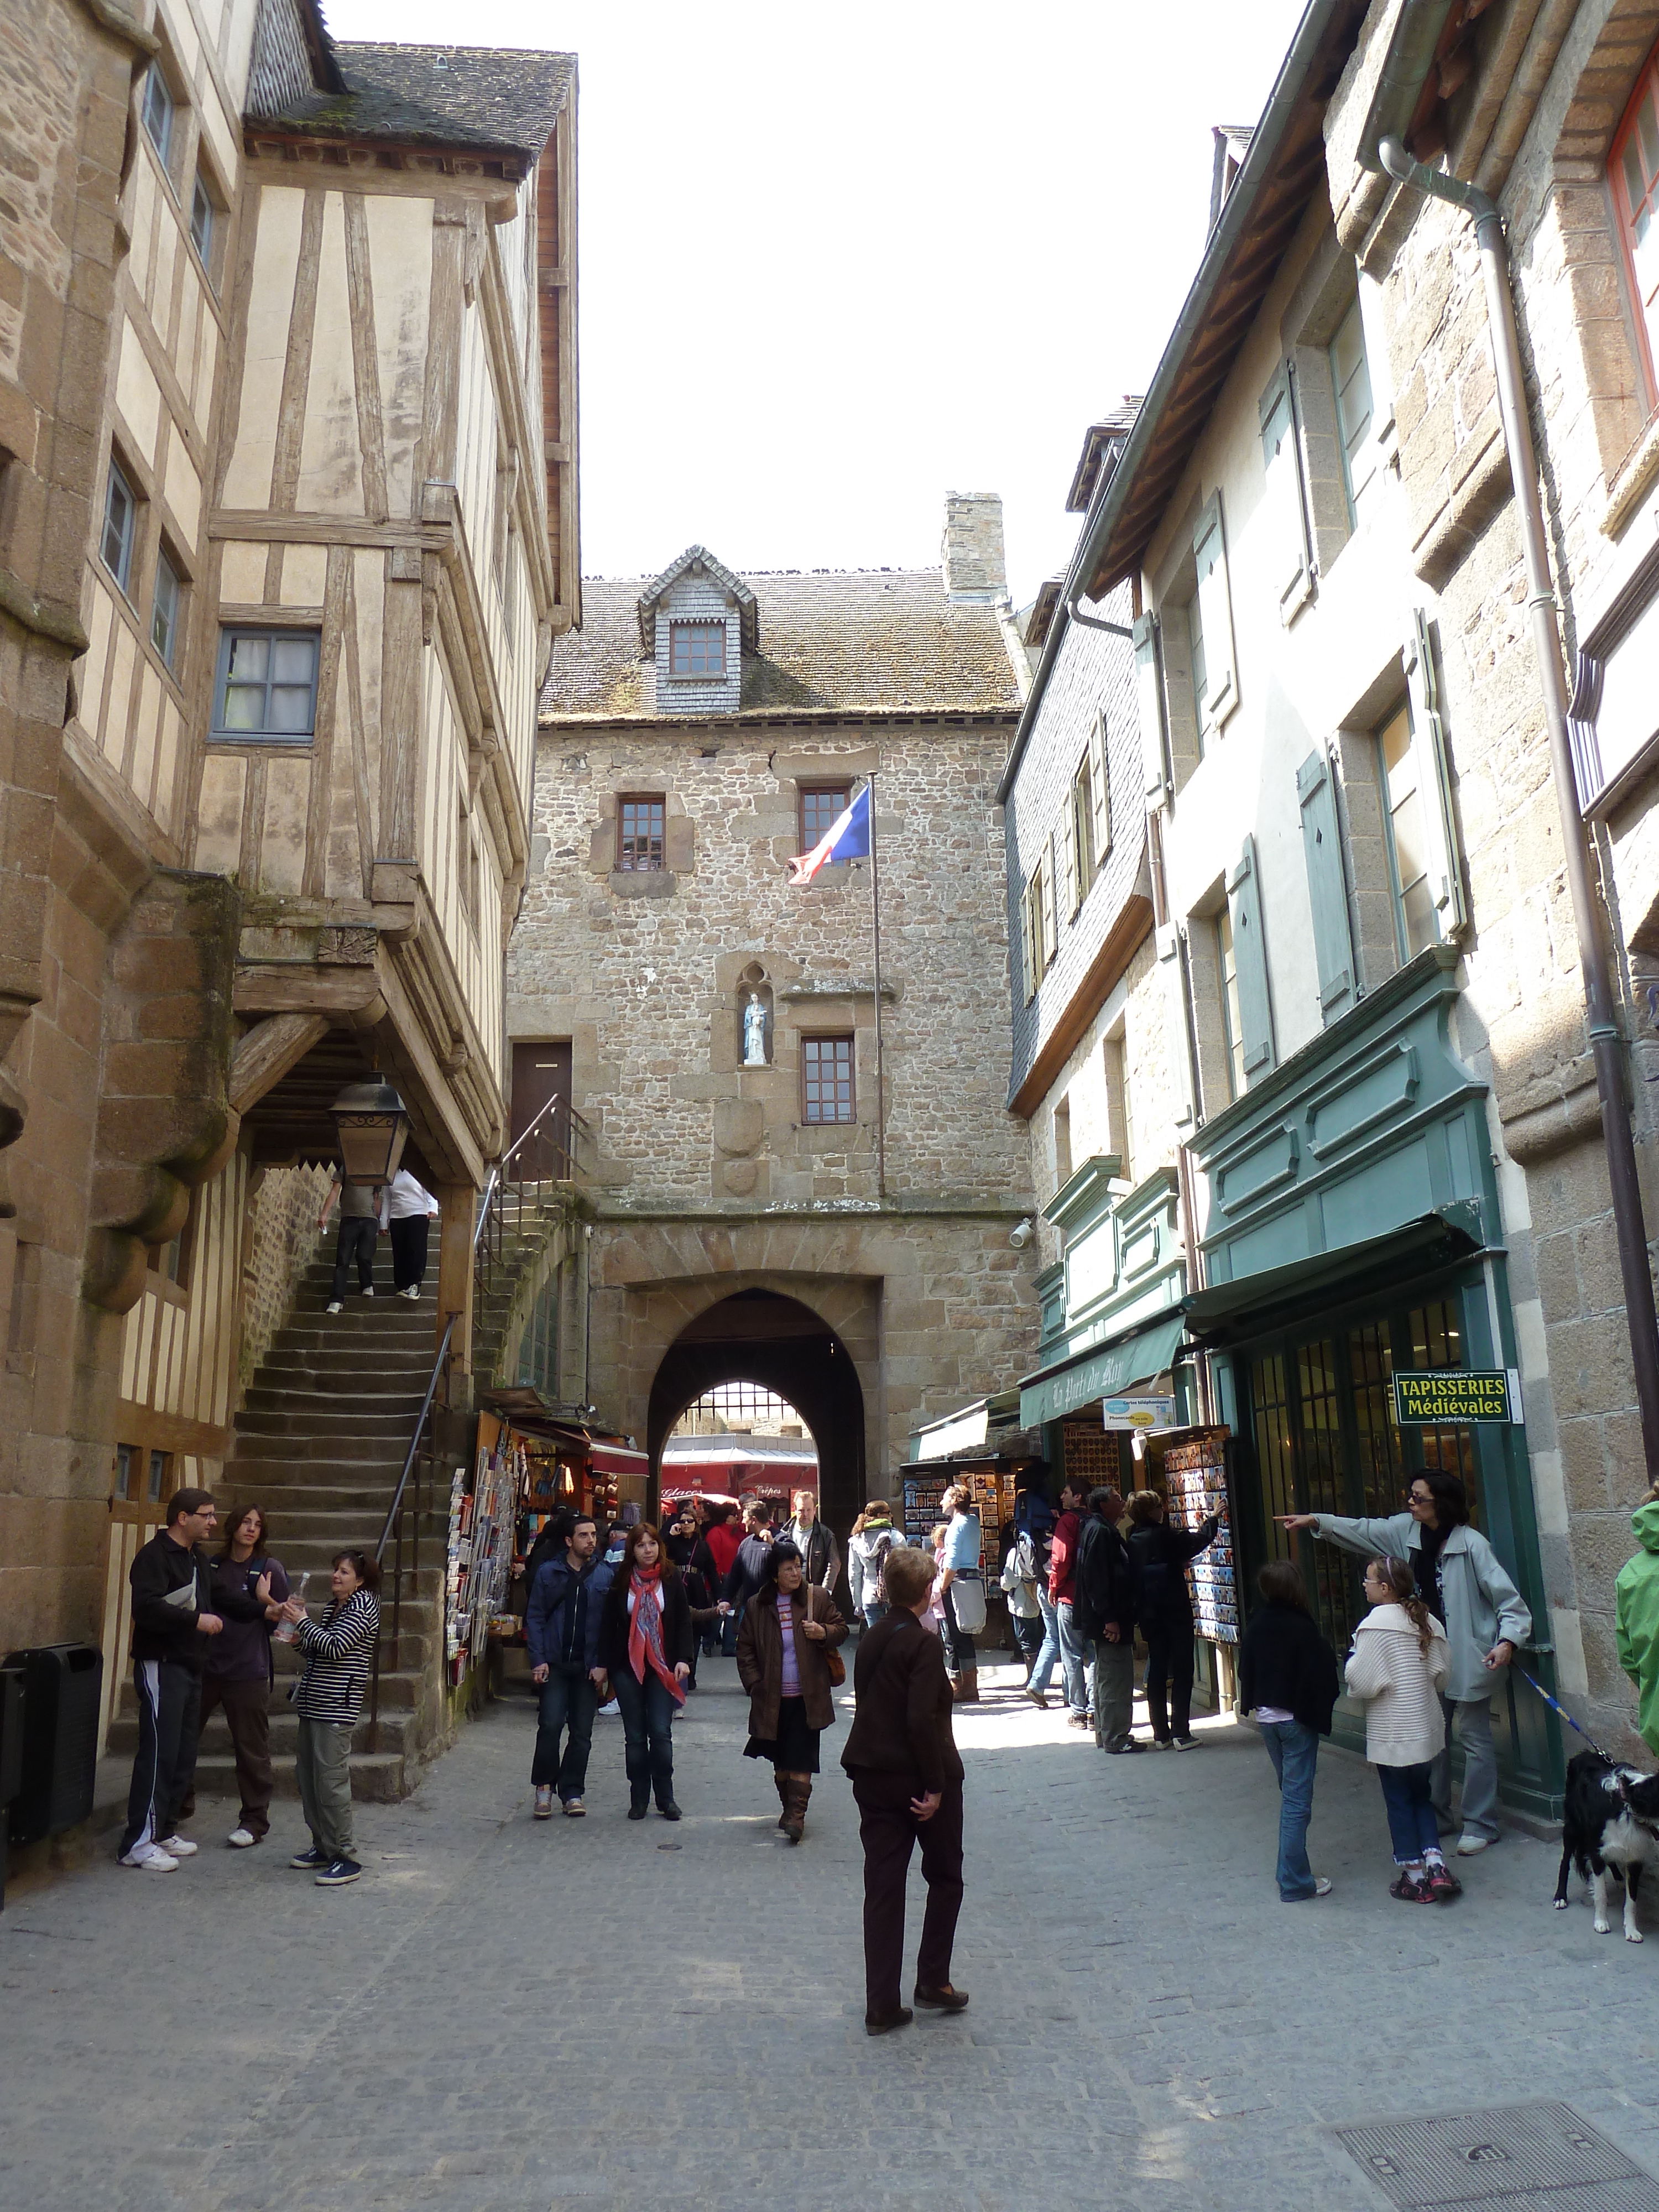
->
[647,1290,867,1533]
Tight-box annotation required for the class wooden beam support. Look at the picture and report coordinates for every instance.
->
[229,1012,331,1114]
[434,1180,476,1379]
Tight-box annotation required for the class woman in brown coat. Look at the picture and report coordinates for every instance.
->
[735,1538,847,1843]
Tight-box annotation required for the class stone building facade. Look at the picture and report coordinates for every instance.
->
[1031,0,1659,1803]
[507,501,1040,1526]
[0,0,580,1698]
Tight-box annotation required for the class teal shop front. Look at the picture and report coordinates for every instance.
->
[1187,946,1563,1820]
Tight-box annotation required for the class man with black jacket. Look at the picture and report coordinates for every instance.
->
[117,1489,224,1871]
[526,1515,614,1818]
[721,1506,775,1618]
[1074,1487,1142,1755]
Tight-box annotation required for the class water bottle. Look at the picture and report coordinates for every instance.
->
[273,1570,310,1644]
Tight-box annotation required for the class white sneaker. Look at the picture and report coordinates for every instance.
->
[326,1301,342,1314]
[362,1286,374,1298]
[120,1845,178,1871]
[158,1834,198,1856]
[597,1700,620,1718]
[227,1827,258,1848]
[1456,1831,1494,1855]
[401,1284,421,1301]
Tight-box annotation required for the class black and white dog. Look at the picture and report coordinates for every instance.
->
[1554,1749,1659,1942]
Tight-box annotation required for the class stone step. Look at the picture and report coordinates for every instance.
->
[226,1432,413,1465]
[108,1695,426,1763]
[243,1379,430,1410]
[238,1504,447,1544]
[221,1479,441,1514]
[234,1406,427,1439]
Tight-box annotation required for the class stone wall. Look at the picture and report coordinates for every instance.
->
[510,715,1030,1211]
[238,1161,331,1394]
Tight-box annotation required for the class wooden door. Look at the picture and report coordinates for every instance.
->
[509,1042,572,1178]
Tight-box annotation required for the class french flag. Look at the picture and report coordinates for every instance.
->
[786,781,870,885]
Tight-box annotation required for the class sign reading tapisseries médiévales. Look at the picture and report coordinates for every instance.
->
[1392,1369,1514,1425]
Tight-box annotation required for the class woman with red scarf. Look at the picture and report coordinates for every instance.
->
[596,1523,698,1820]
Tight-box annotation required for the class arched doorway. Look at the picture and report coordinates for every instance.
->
[647,1289,865,1533]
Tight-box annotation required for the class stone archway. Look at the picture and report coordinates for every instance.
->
[648,1290,867,1531]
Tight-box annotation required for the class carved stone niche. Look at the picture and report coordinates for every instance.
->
[736,963,774,1067]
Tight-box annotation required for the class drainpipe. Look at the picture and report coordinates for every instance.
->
[1378,136,1659,1481]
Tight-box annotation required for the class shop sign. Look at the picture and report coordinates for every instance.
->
[1392,1368,1516,1425]
[914,1402,989,1461]
[1101,1395,1178,1433]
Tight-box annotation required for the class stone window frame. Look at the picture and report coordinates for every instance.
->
[616,792,667,872]
[798,781,851,853]
[669,619,727,679]
[210,626,322,743]
[800,1034,855,1125]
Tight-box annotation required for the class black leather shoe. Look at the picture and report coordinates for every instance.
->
[658,1802,682,1820]
[627,1803,648,1821]
[914,1983,970,2012]
[865,2005,913,2036]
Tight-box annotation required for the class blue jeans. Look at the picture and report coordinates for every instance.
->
[1058,1599,1093,1716]
[1028,1587,1062,1693]
[530,1670,598,1799]
[722,1600,743,1658]
[613,1667,677,1809]
[1259,1720,1319,1900]
[862,1600,890,1629]
[1378,1760,1440,1865]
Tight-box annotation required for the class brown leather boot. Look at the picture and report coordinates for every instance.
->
[956,1667,979,1703]
[782,1778,811,1843]
[775,1771,791,1830]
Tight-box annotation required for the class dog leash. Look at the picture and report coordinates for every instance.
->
[1514,1663,1620,1767]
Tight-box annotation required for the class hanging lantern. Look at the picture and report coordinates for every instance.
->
[330,1072,410,1183]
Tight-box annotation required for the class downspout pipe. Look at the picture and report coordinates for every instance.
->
[1377,135,1659,1481]
[1065,597,1134,641]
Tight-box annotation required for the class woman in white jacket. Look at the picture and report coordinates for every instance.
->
[1345,1556,1458,1904]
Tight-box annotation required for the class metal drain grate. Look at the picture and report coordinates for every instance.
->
[1336,2103,1659,2211]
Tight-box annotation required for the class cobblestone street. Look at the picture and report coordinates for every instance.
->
[5,1659,1659,2212]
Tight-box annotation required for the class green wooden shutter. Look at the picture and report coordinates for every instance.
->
[1060,797,1081,920]
[1087,712,1111,865]
[1226,836,1275,1079]
[1012,877,1029,1005]
[1260,362,1312,623]
[1040,843,1057,966]
[1133,612,1168,800]
[1191,493,1237,729]
[1156,922,1194,1131]
[1297,748,1355,1021]
[1404,608,1469,938]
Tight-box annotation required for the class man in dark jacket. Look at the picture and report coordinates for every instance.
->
[1048,1477,1093,1725]
[1074,1487,1141,1755]
[118,1489,224,1871]
[526,1515,614,1818]
[842,1545,969,2035]
[722,1507,774,1615]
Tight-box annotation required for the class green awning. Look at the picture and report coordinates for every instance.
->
[1019,1312,1187,1430]
[1183,1206,1485,1342]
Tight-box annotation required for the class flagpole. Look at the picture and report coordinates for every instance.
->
[868,771,885,1203]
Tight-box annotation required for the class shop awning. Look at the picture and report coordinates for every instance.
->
[1018,1311,1187,1430]
[588,1442,649,1479]
[1183,1206,1485,1342]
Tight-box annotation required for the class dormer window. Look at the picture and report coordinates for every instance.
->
[671,620,726,677]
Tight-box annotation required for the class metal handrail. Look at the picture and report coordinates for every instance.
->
[375,1312,457,1564]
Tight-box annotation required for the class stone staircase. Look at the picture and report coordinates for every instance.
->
[108,1243,450,1803]
[471,1180,581,1392]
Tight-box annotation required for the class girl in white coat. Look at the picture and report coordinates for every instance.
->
[1346,1557,1458,1903]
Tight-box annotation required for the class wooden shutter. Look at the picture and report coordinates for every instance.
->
[1404,609,1468,938]
[1225,836,1275,1080]
[1191,493,1237,728]
[1060,798,1081,921]
[1012,879,1030,1005]
[1296,748,1356,1021]
[1156,922,1194,1130]
[1133,612,1168,801]
[1040,845,1057,967]
[1088,712,1111,865]
[1260,362,1313,624]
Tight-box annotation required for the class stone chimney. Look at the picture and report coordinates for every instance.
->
[942,492,1008,604]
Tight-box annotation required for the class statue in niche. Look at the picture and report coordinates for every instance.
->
[742,990,770,1067]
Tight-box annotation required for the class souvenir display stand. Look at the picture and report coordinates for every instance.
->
[1133,1423,1239,1712]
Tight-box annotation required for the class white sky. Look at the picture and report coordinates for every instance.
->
[324,0,1308,608]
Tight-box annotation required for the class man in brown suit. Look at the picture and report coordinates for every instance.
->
[841,1542,968,2034]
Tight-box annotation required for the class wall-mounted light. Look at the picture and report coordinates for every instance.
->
[330,1073,410,1183]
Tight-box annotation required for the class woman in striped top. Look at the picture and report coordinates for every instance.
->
[278,1550,381,1886]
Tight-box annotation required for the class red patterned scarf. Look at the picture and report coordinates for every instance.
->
[627,1567,686,1704]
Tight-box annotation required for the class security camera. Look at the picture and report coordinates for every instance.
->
[1009,1217,1034,1250]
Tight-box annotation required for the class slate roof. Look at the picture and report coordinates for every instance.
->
[250,43,575,162]
[541,569,1024,722]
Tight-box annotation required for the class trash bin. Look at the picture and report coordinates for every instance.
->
[2,1644,103,1850]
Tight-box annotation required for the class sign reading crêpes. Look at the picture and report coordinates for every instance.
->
[1392,1369,1515,1426]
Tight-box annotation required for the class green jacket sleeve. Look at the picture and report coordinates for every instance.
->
[1617,1569,1640,1683]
